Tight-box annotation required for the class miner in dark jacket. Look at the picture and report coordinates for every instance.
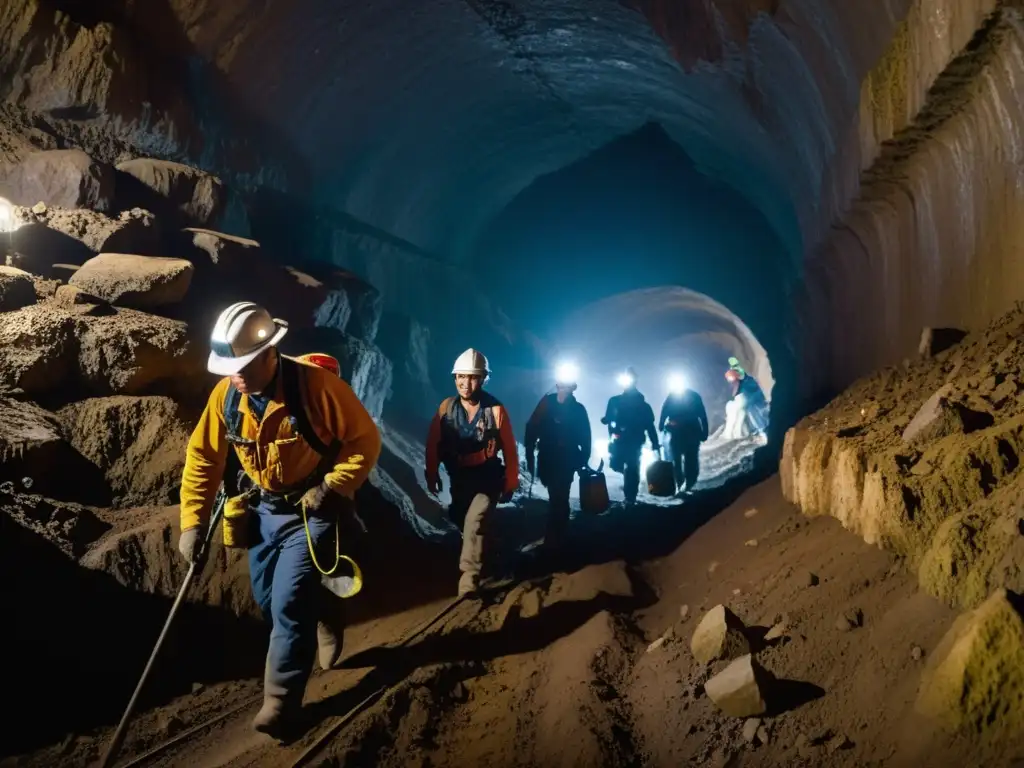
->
[659,375,709,493]
[525,363,591,551]
[601,367,659,505]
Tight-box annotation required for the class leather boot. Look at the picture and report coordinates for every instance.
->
[317,619,344,671]
[252,660,299,740]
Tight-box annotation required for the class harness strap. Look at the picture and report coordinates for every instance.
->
[223,358,342,495]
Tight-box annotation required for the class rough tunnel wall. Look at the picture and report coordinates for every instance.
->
[0,0,302,210]
[801,5,1024,395]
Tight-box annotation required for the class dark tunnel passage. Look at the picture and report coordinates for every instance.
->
[470,123,795,452]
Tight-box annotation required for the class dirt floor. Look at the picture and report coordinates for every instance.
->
[10,474,1024,768]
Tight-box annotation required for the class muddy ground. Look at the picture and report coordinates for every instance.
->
[9,474,1024,768]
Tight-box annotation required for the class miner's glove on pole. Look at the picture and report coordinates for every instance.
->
[178,526,204,563]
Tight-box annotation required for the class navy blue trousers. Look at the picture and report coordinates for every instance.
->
[248,494,333,706]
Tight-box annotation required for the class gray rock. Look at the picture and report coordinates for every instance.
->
[0,150,115,211]
[0,266,37,311]
[70,253,194,309]
[0,398,109,503]
[691,604,750,664]
[76,308,209,398]
[0,305,79,395]
[902,385,994,444]
[704,654,770,718]
[117,159,225,226]
[742,718,761,743]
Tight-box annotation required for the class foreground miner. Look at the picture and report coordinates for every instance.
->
[524,363,591,552]
[601,367,659,505]
[659,375,709,493]
[425,348,519,596]
[178,302,382,739]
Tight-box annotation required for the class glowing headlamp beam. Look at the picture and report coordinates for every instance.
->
[554,361,578,385]
[616,372,634,389]
[667,372,686,393]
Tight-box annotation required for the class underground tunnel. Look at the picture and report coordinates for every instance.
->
[3,0,1024,766]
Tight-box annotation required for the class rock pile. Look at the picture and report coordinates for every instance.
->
[781,302,1024,741]
[0,146,395,594]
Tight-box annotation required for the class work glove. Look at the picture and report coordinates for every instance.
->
[426,472,442,496]
[178,526,203,564]
[300,481,333,515]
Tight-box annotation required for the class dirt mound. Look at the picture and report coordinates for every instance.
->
[782,304,1024,609]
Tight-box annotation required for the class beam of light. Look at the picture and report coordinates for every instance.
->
[593,438,609,461]
[616,371,634,389]
[554,361,578,385]
[667,372,686,393]
[640,445,661,474]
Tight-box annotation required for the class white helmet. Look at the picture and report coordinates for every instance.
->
[452,348,490,377]
[207,301,289,376]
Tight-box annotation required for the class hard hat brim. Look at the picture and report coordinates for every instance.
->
[207,323,288,376]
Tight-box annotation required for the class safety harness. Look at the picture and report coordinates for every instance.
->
[437,394,503,474]
[223,356,346,576]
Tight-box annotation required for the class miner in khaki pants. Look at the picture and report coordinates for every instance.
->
[425,348,519,596]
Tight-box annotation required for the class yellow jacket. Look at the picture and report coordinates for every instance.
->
[179,356,382,531]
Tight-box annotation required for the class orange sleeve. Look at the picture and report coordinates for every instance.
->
[425,411,443,479]
[497,407,519,493]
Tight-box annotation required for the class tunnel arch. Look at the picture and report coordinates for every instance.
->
[555,287,773,438]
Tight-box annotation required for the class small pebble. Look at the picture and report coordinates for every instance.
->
[744,508,758,518]
[191,682,205,695]
[911,646,924,661]
[745,539,758,547]
[680,604,689,620]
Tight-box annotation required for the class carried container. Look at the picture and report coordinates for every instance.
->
[645,448,675,497]
[579,460,610,515]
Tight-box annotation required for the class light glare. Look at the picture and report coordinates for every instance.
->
[0,197,15,233]
[667,372,686,393]
[555,361,578,384]
[616,372,634,389]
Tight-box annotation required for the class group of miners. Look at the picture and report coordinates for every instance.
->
[173,300,763,743]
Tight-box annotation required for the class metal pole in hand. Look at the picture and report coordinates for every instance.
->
[99,492,226,768]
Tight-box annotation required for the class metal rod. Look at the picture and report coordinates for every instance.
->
[99,494,225,768]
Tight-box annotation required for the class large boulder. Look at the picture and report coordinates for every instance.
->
[76,308,210,398]
[7,207,164,277]
[0,398,110,504]
[0,265,37,310]
[0,149,114,211]
[0,305,79,395]
[57,396,191,507]
[916,589,1024,741]
[116,159,225,227]
[69,253,194,309]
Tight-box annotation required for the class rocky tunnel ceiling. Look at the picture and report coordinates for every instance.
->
[4,0,1022,417]
[164,0,873,258]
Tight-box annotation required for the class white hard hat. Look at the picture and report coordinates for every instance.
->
[452,348,490,377]
[207,301,289,376]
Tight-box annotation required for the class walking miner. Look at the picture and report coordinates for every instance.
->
[425,348,519,596]
[178,302,381,739]
[524,362,591,552]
